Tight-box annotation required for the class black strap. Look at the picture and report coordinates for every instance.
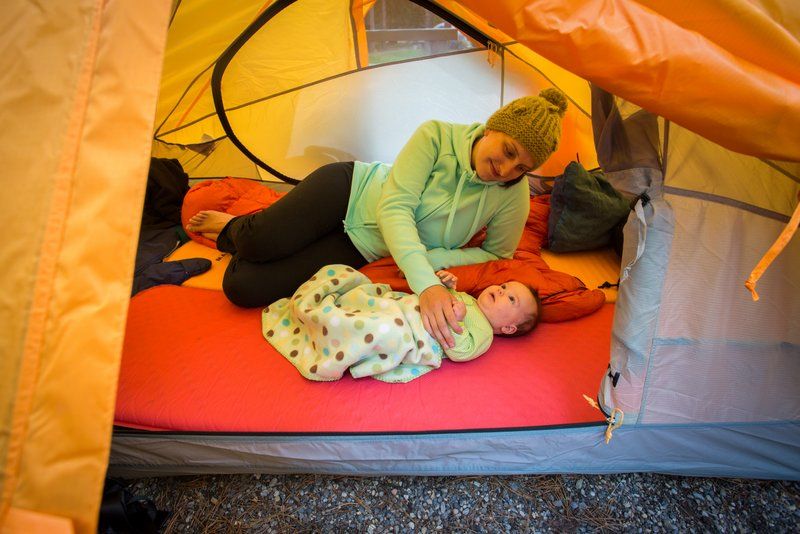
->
[98,478,170,534]
[631,191,650,210]
[607,367,621,388]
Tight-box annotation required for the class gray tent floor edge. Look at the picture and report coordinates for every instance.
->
[111,420,605,438]
[108,421,800,479]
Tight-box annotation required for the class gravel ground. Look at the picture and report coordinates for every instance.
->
[126,473,799,532]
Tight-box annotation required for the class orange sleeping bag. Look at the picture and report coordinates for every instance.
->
[182,179,605,322]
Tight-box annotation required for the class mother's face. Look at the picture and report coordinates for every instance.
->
[471,129,535,183]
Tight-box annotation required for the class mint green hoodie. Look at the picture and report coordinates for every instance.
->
[344,120,530,295]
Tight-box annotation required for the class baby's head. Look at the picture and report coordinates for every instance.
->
[476,281,540,337]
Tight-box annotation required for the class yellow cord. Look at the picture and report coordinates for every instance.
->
[582,394,624,444]
[745,193,800,301]
[486,41,500,68]
[604,408,624,444]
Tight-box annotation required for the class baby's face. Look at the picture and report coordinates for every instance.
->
[477,281,536,332]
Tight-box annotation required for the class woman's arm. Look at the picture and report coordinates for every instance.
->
[377,120,446,294]
[377,121,463,347]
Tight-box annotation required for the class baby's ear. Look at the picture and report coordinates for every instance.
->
[500,324,518,335]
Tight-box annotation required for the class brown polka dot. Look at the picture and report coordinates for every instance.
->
[394,318,404,326]
[376,287,382,295]
[314,294,321,303]
[332,278,339,285]
[417,340,424,348]
[379,353,388,360]
[312,341,316,350]
[266,329,274,337]
[365,333,374,343]
[346,313,354,317]
[310,365,317,373]
[311,275,317,280]
[345,267,353,272]
[304,308,311,313]
[264,306,270,313]
[290,350,298,358]
[295,294,302,300]
[323,326,328,336]
[415,305,420,312]
[336,351,344,361]
[293,327,300,334]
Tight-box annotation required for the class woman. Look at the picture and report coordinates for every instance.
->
[187,88,567,349]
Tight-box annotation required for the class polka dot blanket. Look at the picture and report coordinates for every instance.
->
[262,264,492,383]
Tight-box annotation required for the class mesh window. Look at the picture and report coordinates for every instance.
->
[363,0,480,65]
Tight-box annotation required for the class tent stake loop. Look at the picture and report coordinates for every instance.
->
[604,408,624,444]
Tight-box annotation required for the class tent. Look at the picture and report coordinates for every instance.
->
[2,0,798,532]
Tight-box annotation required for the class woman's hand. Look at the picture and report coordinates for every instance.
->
[420,285,463,348]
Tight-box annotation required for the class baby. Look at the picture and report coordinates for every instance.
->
[435,270,540,362]
[262,265,540,383]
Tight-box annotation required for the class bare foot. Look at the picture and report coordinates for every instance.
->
[186,210,234,234]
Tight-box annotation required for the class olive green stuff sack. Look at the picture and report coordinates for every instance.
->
[547,161,630,252]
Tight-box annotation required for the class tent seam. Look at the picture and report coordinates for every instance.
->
[663,186,793,223]
[501,45,591,118]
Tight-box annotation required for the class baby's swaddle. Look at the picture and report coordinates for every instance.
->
[262,264,444,382]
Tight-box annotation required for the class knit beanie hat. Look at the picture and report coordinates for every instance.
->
[485,88,568,170]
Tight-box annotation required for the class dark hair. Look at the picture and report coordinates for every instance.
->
[495,285,541,338]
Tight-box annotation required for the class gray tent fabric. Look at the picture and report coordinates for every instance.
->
[591,87,661,174]
[594,92,799,459]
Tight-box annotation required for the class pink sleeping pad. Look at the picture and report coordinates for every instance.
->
[116,285,612,433]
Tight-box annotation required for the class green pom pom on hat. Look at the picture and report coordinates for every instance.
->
[485,88,568,170]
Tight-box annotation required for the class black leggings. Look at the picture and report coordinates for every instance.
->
[217,161,368,307]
